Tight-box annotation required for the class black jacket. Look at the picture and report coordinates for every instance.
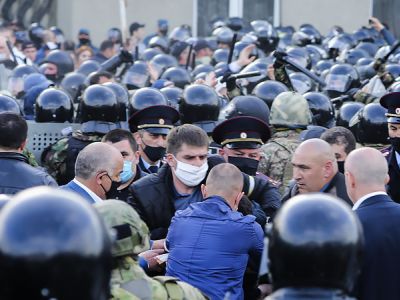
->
[129,155,281,239]
[384,147,400,203]
[0,152,57,194]
[281,172,352,206]
[267,287,355,300]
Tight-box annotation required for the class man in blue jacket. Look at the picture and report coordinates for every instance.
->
[345,147,400,300]
[166,163,264,300]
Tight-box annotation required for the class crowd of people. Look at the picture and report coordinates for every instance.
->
[0,13,399,300]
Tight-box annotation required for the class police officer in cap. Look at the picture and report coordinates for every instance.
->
[129,105,180,174]
[380,92,400,202]
[213,116,281,221]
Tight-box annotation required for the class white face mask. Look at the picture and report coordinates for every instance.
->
[173,157,208,187]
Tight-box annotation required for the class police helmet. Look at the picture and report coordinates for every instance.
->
[221,95,270,125]
[0,187,112,300]
[81,84,119,123]
[160,67,191,89]
[324,63,360,98]
[336,101,365,129]
[122,61,149,90]
[160,86,183,110]
[41,50,75,78]
[28,23,44,48]
[0,94,21,115]
[60,72,86,103]
[303,92,335,128]
[252,80,288,108]
[268,193,363,293]
[35,88,73,123]
[77,60,101,76]
[129,87,168,115]
[103,82,130,122]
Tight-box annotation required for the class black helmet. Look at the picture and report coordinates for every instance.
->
[0,94,21,114]
[289,72,314,94]
[313,60,334,76]
[287,47,312,70]
[81,84,119,122]
[41,50,75,78]
[324,63,360,98]
[180,84,220,133]
[252,80,288,108]
[103,82,130,122]
[149,36,169,53]
[160,86,183,110]
[140,48,162,62]
[28,23,44,48]
[129,87,168,115]
[60,72,86,103]
[149,54,178,76]
[336,101,365,128]
[212,26,234,45]
[50,26,65,45]
[35,88,73,123]
[388,81,400,93]
[303,92,335,128]
[160,67,191,89]
[305,45,325,68]
[355,58,376,81]
[122,61,149,90]
[292,26,322,46]
[250,20,279,54]
[0,187,112,300]
[268,193,363,293]
[227,17,244,32]
[350,103,388,144]
[385,64,400,80]
[169,25,191,43]
[220,95,270,125]
[211,48,229,65]
[77,60,101,76]
[191,64,214,78]
[8,65,38,97]
[342,48,370,65]
[355,42,379,57]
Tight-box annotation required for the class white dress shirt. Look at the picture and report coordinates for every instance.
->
[352,191,387,211]
[72,178,103,203]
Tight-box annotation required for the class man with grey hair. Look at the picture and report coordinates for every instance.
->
[61,142,123,203]
[345,147,400,300]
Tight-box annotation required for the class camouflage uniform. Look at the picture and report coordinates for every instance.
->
[41,130,103,184]
[258,91,312,194]
[258,130,300,194]
[94,200,208,300]
[22,148,39,167]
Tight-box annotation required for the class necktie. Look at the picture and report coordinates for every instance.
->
[148,165,158,173]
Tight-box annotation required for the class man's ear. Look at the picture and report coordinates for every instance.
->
[165,153,175,168]
[133,132,141,145]
[218,148,225,156]
[201,184,207,199]
[19,139,27,151]
[324,160,334,178]
[234,192,244,210]
[385,174,390,185]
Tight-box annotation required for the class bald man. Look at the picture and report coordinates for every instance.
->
[345,147,400,300]
[166,163,264,300]
[282,138,352,205]
[61,142,124,203]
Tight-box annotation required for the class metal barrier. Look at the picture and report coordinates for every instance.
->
[26,121,81,162]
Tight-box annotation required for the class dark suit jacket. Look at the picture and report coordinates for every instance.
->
[354,194,400,300]
[384,147,400,203]
[60,180,96,204]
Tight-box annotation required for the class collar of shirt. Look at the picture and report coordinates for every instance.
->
[140,156,161,170]
[72,178,103,203]
[319,181,331,193]
[352,191,387,211]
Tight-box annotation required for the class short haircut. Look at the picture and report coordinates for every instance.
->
[206,163,243,199]
[0,113,27,149]
[75,142,117,180]
[88,71,113,85]
[102,129,137,151]
[100,40,115,52]
[166,124,209,156]
[321,126,356,155]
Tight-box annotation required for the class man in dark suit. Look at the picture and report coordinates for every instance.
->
[282,138,352,206]
[380,92,400,202]
[61,142,123,204]
[345,147,400,300]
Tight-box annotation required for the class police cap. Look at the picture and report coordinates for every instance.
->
[212,116,271,149]
[380,92,400,124]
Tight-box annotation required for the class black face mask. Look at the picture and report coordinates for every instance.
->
[79,38,90,45]
[337,161,345,174]
[142,141,166,162]
[100,174,120,199]
[45,74,58,82]
[390,137,400,153]
[228,156,259,176]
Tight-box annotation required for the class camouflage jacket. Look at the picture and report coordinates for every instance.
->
[258,130,300,194]
[41,130,103,184]
[111,257,208,300]
[22,148,39,167]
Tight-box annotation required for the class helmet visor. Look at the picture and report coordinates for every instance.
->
[325,74,351,92]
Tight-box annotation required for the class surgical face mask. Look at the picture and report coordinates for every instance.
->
[0,53,6,60]
[120,160,135,183]
[197,56,212,65]
[173,157,208,187]
[228,156,259,176]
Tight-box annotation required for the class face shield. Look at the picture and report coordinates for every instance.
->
[7,76,24,97]
[325,74,351,92]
